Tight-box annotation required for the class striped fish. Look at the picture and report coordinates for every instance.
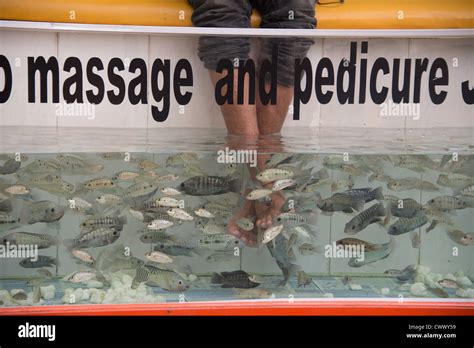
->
[178,176,240,196]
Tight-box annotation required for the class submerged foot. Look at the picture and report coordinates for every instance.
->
[227,199,258,247]
[255,190,286,229]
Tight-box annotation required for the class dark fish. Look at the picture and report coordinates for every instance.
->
[0,158,21,174]
[340,187,384,203]
[132,264,188,292]
[19,255,57,268]
[344,202,386,234]
[153,241,197,257]
[64,227,121,249]
[1,232,57,249]
[211,270,260,289]
[178,176,241,196]
[388,198,422,218]
[388,213,428,235]
[267,234,301,286]
[22,200,64,224]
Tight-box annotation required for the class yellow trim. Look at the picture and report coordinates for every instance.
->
[0,0,472,29]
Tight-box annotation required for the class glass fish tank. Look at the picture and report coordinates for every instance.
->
[0,126,473,310]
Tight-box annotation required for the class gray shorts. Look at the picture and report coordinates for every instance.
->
[189,0,316,86]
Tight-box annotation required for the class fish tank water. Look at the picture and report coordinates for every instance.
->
[0,126,473,307]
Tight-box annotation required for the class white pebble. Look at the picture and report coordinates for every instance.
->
[456,276,472,287]
[431,273,443,282]
[0,290,10,299]
[121,274,133,285]
[188,274,198,282]
[81,289,91,301]
[381,287,390,295]
[72,288,84,301]
[455,288,474,299]
[89,289,105,304]
[399,283,411,291]
[349,284,362,291]
[10,289,27,300]
[410,282,428,297]
[40,285,56,301]
[86,280,103,288]
[322,293,334,298]
[417,265,431,274]
[61,288,75,304]
[454,270,465,278]
[111,280,122,289]
[102,293,116,304]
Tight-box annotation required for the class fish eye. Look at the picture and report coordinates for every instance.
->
[351,225,355,230]
[51,208,55,212]
[113,231,118,235]
[160,244,164,248]
[178,280,183,285]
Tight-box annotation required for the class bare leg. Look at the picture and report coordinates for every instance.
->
[209,70,259,246]
[210,70,258,136]
[255,83,294,229]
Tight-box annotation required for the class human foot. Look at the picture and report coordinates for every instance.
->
[227,199,258,247]
[255,190,286,229]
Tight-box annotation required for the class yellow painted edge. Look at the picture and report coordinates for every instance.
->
[0,0,472,29]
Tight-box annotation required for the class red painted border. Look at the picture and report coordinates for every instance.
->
[1,300,473,316]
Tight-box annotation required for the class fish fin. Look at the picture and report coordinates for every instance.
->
[372,186,384,201]
[287,248,295,259]
[426,220,438,233]
[314,245,325,254]
[229,177,243,195]
[409,231,420,249]
[210,272,223,284]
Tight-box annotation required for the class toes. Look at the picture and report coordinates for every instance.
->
[228,228,241,238]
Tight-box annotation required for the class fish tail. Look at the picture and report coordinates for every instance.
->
[314,245,325,253]
[287,263,302,279]
[376,202,387,217]
[372,186,384,201]
[229,177,243,194]
[63,239,75,249]
[210,272,224,284]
